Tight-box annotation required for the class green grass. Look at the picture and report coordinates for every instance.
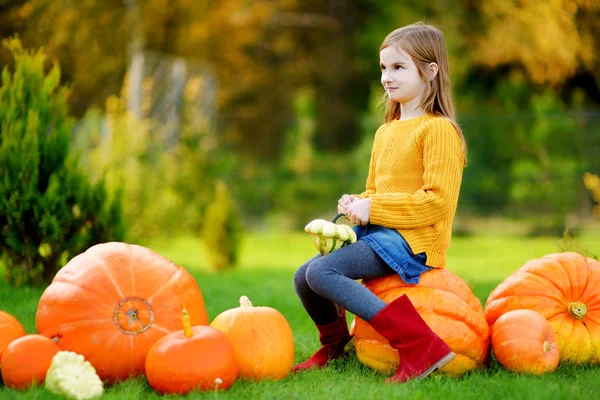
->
[1,232,600,399]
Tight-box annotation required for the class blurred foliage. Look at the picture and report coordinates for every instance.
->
[0,1,599,241]
[74,85,235,242]
[0,38,124,286]
[507,91,581,235]
[475,0,599,86]
[584,172,600,217]
[201,180,243,271]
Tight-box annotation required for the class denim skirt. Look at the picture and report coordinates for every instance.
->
[353,224,430,284]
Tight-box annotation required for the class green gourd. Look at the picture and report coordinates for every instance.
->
[305,213,357,255]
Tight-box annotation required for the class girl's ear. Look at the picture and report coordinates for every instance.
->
[428,62,439,80]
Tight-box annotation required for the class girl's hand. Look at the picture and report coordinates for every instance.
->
[347,198,371,226]
[337,194,358,214]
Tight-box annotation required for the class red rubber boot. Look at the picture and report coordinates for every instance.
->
[368,294,455,383]
[292,308,352,372]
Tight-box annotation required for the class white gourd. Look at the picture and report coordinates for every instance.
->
[304,215,357,255]
[45,351,103,400]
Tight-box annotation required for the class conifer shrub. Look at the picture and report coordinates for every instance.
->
[201,180,242,271]
[0,38,124,286]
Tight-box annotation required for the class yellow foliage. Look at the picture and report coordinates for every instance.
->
[584,172,600,217]
[475,0,599,84]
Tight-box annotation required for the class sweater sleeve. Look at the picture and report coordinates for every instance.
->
[369,118,464,229]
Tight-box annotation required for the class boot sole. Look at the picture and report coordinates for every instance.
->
[416,351,456,380]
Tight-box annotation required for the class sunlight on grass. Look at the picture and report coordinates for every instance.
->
[141,232,316,272]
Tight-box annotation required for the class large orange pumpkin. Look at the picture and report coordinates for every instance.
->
[491,309,559,374]
[36,242,208,382]
[0,311,26,362]
[1,334,60,389]
[351,268,490,377]
[485,252,600,364]
[210,296,294,380]
[145,310,238,394]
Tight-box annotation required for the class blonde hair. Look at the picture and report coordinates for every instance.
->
[380,22,467,165]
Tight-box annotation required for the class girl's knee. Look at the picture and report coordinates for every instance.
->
[305,260,336,293]
[293,262,310,290]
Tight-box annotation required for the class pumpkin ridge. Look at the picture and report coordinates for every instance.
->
[146,268,184,303]
[146,323,172,334]
[366,272,485,314]
[428,317,488,361]
[129,245,136,294]
[489,289,565,305]
[565,317,589,362]
[46,280,116,307]
[421,286,483,314]
[50,323,122,374]
[97,329,135,376]
[580,314,600,328]
[485,275,564,307]
[549,253,589,300]
[41,318,113,333]
[98,256,127,299]
[425,307,488,339]
[578,318,594,344]
[583,294,600,309]
[388,286,473,313]
[504,282,569,304]
[388,289,489,343]
[578,264,600,307]
[545,310,573,322]
[422,292,489,338]
[568,257,592,301]
[521,270,569,301]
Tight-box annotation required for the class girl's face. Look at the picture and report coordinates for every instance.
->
[380,46,427,105]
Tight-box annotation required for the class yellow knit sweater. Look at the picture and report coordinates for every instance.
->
[356,113,464,268]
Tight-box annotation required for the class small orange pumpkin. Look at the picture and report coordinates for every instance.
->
[0,311,26,362]
[491,309,559,374]
[485,252,600,364]
[36,242,209,382]
[351,268,490,377]
[1,334,60,389]
[145,310,238,394]
[210,296,294,381]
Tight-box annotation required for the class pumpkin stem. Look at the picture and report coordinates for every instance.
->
[182,309,193,337]
[567,302,587,320]
[543,341,553,353]
[239,296,253,308]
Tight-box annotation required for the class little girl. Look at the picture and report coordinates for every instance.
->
[293,22,468,383]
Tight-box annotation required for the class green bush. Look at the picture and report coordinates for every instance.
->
[0,38,124,286]
[201,180,242,271]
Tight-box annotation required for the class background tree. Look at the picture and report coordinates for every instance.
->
[0,38,124,286]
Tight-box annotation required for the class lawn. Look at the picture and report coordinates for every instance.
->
[1,231,599,399]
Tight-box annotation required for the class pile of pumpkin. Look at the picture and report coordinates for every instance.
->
[0,242,295,398]
[350,251,600,376]
[307,218,600,375]
[2,241,600,398]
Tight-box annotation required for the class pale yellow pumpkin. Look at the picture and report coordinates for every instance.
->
[210,296,294,380]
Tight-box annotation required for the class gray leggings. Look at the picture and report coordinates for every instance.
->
[293,240,393,325]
